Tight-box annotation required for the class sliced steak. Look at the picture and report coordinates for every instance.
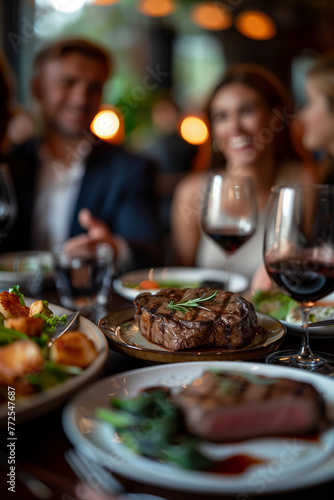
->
[172,371,326,442]
[134,287,257,350]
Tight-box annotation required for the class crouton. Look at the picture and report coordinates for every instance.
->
[50,331,97,368]
[0,340,44,385]
[0,291,29,318]
[29,300,53,318]
[29,300,44,317]
[4,316,44,337]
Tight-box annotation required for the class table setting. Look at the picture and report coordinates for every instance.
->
[1,180,334,500]
[1,277,334,499]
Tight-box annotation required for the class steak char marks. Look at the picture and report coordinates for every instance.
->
[134,287,257,350]
[172,371,326,442]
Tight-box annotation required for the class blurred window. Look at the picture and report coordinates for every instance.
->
[173,34,225,108]
[291,51,318,108]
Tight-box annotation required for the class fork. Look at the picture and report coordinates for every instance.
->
[65,448,167,500]
[65,448,124,495]
[47,311,80,348]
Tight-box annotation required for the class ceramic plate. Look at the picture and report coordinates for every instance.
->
[251,291,334,339]
[283,293,334,338]
[98,309,285,363]
[281,320,334,339]
[0,251,53,293]
[0,300,108,427]
[113,267,248,301]
[62,361,334,495]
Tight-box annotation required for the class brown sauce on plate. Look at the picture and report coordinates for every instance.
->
[208,454,264,475]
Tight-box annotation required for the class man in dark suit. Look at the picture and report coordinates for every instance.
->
[5,37,162,270]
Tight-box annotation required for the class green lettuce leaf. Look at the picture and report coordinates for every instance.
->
[8,285,26,306]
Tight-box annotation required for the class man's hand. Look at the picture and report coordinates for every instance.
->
[65,209,117,257]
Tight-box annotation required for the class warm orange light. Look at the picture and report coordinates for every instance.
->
[190,2,232,31]
[180,116,209,145]
[235,10,277,40]
[91,0,120,5]
[136,0,177,17]
[91,109,120,140]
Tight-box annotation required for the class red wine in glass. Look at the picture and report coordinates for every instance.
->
[264,185,334,372]
[201,173,257,291]
[204,228,256,255]
[266,258,334,304]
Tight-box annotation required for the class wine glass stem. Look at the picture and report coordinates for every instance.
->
[226,254,233,291]
[297,304,316,362]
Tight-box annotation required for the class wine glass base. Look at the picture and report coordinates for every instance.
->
[266,350,334,375]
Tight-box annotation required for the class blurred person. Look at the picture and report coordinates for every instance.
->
[0,52,16,158]
[300,51,334,178]
[171,63,317,285]
[4,37,162,270]
[7,107,35,148]
[252,51,334,290]
[0,52,35,155]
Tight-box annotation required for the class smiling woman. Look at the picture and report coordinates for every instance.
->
[171,63,318,283]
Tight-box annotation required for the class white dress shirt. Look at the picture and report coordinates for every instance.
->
[32,147,85,250]
[31,145,132,269]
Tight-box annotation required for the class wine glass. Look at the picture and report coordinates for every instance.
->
[0,163,17,239]
[264,184,334,371]
[201,172,257,290]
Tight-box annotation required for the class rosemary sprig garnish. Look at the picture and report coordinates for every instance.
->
[167,291,217,314]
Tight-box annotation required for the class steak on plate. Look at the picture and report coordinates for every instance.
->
[133,287,257,350]
[172,371,327,442]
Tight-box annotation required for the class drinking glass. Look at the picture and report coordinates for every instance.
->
[201,172,257,290]
[264,185,334,371]
[52,243,114,312]
[0,163,17,239]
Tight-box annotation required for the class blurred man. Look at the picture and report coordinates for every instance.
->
[5,37,161,270]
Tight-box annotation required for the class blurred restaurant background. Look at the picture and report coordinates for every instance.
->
[1,0,334,152]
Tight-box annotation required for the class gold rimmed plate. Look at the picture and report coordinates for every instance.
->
[98,308,286,363]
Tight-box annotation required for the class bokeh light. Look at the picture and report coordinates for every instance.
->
[91,0,120,5]
[190,2,233,31]
[136,0,177,17]
[51,0,86,13]
[180,116,209,145]
[91,109,120,140]
[235,10,277,40]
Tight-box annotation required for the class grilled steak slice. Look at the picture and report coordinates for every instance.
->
[134,287,257,350]
[172,371,326,442]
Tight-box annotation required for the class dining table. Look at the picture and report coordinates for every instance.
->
[1,284,334,500]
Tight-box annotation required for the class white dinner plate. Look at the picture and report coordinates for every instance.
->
[283,293,334,339]
[113,267,249,301]
[252,291,334,339]
[282,320,334,339]
[0,299,108,427]
[63,361,334,496]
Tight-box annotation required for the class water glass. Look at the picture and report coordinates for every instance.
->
[52,243,114,311]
